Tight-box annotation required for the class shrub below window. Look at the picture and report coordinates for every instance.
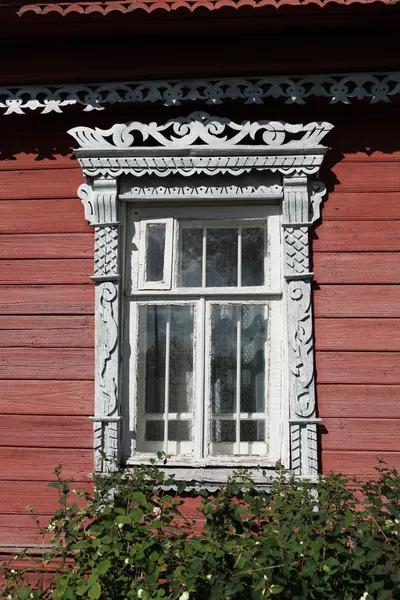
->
[1,458,399,600]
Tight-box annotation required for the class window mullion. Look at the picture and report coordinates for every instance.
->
[238,226,242,287]
[194,298,205,462]
[235,308,241,455]
[163,308,171,454]
[201,227,207,288]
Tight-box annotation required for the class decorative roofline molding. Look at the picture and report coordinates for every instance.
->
[16,0,396,16]
[2,72,400,115]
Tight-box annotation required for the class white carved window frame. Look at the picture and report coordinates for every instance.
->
[69,112,332,480]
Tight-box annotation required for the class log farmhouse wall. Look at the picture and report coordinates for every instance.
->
[0,100,399,547]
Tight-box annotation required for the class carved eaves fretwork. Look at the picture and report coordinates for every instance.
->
[17,0,395,17]
[1,72,400,115]
[69,111,332,477]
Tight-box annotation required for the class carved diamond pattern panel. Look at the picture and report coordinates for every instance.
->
[284,227,309,274]
[94,226,119,277]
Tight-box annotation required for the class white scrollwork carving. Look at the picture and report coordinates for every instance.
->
[2,73,400,115]
[310,181,327,223]
[69,112,333,150]
[287,281,315,419]
[98,281,118,418]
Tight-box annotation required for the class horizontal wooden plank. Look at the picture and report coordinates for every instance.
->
[313,285,400,318]
[0,234,93,259]
[0,199,91,233]
[0,515,51,547]
[0,481,90,515]
[326,162,400,193]
[322,192,400,221]
[0,416,92,449]
[0,285,94,314]
[0,169,83,200]
[0,259,92,284]
[322,418,400,451]
[315,318,400,351]
[317,384,400,418]
[0,380,93,415]
[313,221,400,252]
[317,352,400,384]
[0,447,92,480]
[0,316,94,348]
[314,253,400,284]
[0,348,93,380]
[322,451,400,479]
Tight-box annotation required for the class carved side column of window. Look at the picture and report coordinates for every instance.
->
[283,176,325,477]
[78,177,121,473]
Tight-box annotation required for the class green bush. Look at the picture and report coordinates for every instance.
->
[1,458,399,600]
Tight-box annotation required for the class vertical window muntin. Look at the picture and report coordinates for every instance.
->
[129,208,281,465]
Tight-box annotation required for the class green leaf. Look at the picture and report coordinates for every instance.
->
[129,507,144,522]
[18,588,33,600]
[343,511,353,527]
[131,491,148,507]
[366,549,382,562]
[97,559,111,575]
[115,515,132,525]
[270,585,284,594]
[88,582,101,599]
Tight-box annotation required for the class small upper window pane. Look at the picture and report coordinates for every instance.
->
[146,223,166,282]
[206,228,238,287]
[178,222,267,289]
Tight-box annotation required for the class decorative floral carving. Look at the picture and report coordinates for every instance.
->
[2,73,400,115]
[287,281,315,419]
[98,281,119,418]
[69,112,333,150]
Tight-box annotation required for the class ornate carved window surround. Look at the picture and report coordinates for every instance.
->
[69,112,332,480]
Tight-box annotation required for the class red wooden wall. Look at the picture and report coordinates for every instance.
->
[0,97,399,548]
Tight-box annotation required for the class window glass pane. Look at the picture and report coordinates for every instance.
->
[210,304,267,455]
[211,305,238,414]
[212,420,236,443]
[169,306,194,413]
[146,223,166,282]
[140,305,168,414]
[138,305,194,448]
[242,227,265,286]
[240,420,265,442]
[180,227,202,287]
[145,421,164,442]
[206,228,238,287]
[240,305,266,413]
[168,421,191,441]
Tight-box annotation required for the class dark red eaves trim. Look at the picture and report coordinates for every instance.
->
[15,0,400,16]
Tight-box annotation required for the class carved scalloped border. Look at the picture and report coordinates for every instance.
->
[1,72,400,115]
[17,0,395,16]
